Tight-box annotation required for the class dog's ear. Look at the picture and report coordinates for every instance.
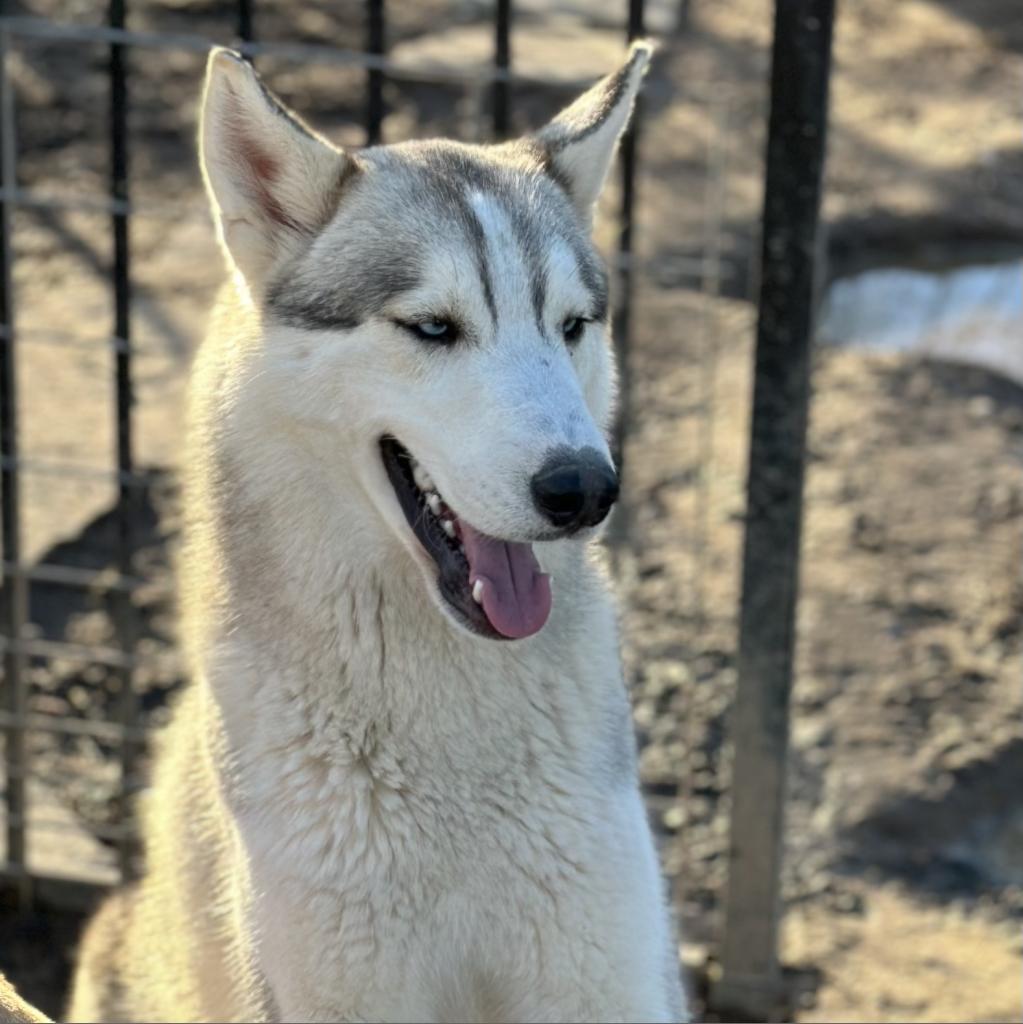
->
[200,48,353,288]
[534,41,652,225]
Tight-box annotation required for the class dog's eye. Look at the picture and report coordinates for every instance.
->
[562,317,586,344]
[402,319,458,344]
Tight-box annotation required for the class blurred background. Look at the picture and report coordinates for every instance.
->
[0,0,1020,1020]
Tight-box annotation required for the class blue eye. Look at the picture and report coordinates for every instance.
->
[562,316,586,343]
[417,320,449,338]
[401,319,458,344]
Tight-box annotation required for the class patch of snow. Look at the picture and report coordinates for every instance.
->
[818,261,1023,387]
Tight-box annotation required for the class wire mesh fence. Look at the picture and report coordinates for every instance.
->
[0,0,744,918]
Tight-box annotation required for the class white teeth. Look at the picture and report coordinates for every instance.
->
[442,518,456,538]
[472,579,484,604]
[412,462,436,493]
[427,493,442,516]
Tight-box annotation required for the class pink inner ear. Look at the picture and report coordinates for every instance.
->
[222,84,305,235]
[233,131,304,233]
[238,132,279,187]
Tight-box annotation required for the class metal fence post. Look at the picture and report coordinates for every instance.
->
[108,0,141,881]
[606,0,645,549]
[0,25,31,909]
[710,1,835,1018]
[365,0,385,145]
[492,0,511,139]
[236,0,254,47]
[611,0,646,470]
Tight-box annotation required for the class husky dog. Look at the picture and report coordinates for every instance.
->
[68,42,686,1023]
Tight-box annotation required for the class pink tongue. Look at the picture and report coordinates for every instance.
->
[459,523,552,639]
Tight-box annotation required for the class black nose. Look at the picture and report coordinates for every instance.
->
[531,447,620,532]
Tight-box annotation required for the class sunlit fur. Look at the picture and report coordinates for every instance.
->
[67,43,687,1024]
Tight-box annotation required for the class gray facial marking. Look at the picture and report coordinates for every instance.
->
[502,198,550,336]
[265,248,421,331]
[568,236,610,323]
[424,151,503,328]
[531,263,549,336]
[459,200,499,327]
[418,145,583,341]
[263,139,609,338]
[499,182,611,335]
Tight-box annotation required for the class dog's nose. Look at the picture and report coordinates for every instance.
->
[531,448,619,532]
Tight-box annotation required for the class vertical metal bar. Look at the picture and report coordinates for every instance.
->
[492,0,512,139]
[0,27,31,909]
[237,0,255,47]
[711,1,836,1018]
[365,0,385,145]
[675,0,691,32]
[608,0,645,539]
[108,0,139,882]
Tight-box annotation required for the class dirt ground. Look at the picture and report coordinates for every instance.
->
[0,0,1021,1021]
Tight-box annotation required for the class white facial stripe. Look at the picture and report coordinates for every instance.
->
[456,191,611,473]
[467,190,532,327]
[468,191,595,339]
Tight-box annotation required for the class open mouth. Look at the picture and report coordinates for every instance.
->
[380,437,552,640]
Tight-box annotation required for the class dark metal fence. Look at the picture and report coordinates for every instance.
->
[0,0,653,902]
[712,0,835,1016]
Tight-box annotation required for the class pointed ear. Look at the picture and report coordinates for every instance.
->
[199,48,355,288]
[535,41,652,223]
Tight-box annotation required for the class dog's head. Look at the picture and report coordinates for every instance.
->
[199,45,650,642]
